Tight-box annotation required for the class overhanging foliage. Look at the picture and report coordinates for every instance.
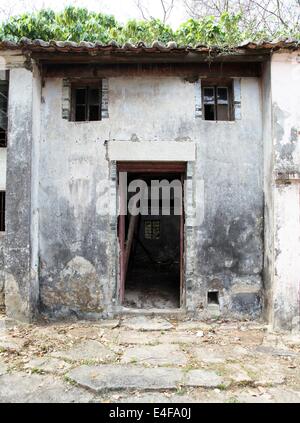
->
[0,6,299,46]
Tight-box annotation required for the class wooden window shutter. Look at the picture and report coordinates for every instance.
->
[101,78,109,119]
[194,79,202,118]
[233,78,241,120]
[62,79,71,120]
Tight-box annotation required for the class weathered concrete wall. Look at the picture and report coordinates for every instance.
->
[38,75,264,319]
[262,61,274,324]
[0,61,8,308]
[4,65,40,322]
[4,55,300,328]
[0,234,4,307]
[39,78,110,317]
[273,184,300,330]
[194,78,263,317]
[270,52,300,331]
[0,148,6,306]
[272,53,300,174]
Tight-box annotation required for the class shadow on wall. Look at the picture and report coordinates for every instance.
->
[0,239,5,311]
[197,208,264,317]
[38,185,110,317]
[199,209,263,277]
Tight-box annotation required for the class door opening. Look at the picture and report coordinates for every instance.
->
[118,162,185,309]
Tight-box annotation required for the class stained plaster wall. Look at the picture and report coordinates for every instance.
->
[0,233,4,306]
[270,52,300,331]
[4,65,40,321]
[36,74,264,319]
[0,149,6,305]
[262,61,274,324]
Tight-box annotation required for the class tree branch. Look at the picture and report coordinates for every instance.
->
[249,0,289,27]
[135,0,149,20]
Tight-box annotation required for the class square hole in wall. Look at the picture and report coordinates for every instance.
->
[208,291,219,305]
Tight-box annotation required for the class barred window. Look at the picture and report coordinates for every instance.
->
[0,73,9,147]
[0,191,5,232]
[71,82,102,122]
[0,128,6,148]
[202,82,233,121]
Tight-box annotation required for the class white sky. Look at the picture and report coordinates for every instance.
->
[0,0,188,28]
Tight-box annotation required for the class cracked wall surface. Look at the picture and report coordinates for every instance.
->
[0,235,4,307]
[1,52,299,329]
[4,56,299,328]
[271,52,300,331]
[4,65,40,322]
[35,76,264,319]
[0,144,6,307]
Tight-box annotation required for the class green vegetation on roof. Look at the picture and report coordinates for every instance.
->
[0,6,299,47]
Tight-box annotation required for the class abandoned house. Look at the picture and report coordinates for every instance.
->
[0,38,299,331]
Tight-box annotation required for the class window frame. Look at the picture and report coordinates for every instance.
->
[0,73,9,148]
[0,191,5,232]
[71,80,103,122]
[202,79,234,122]
[0,128,7,148]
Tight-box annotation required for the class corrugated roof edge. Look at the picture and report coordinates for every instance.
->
[0,37,299,53]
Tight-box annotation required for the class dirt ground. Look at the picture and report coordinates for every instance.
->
[0,312,300,403]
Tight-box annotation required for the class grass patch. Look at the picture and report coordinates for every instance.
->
[176,385,188,396]
[217,383,228,391]
[226,396,240,403]
[148,341,160,347]
[30,367,45,375]
[182,363,198,373]
[63,375,77,386]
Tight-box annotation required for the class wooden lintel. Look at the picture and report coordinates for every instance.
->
[117,162,187,173]
[43,62,262,78]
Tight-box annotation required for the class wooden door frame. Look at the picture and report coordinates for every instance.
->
[117,161,186,307]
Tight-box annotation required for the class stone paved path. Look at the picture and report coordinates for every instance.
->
[0,313,299,403]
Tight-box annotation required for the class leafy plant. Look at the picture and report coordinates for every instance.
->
[0,6,299,46]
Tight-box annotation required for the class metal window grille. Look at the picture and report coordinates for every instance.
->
[202,85,232,121]
[72,83,102,122]
[0,191,5,231]
[0,79,8,147]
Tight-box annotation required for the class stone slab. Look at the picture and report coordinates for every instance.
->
[192,345,250,364]
[51,340,116,362]
[255,346,299,357]
[175,321,213,331]
[184,369,225,388]
[97,320,120,329]
[267,387,300,403]
[0,335,26,352]
[24,357,73,375]
[225,364,253,384]
[118,331,161,345]
[115,392,199,403]
[192,346,226,364]
[122,316,173,331]
[244,363,286,386]
[159,333,207,345]
[121,344,188,366]
[67,365,183,392]
[0,362,8,376]
[0,373,94,403]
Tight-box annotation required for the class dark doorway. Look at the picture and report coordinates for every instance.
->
[118,162,185,309]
